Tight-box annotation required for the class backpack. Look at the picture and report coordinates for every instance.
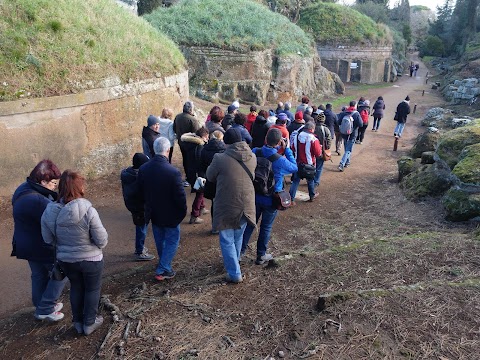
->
[360,109,369,125]
[339,113,354,135]
[253,148,281,196]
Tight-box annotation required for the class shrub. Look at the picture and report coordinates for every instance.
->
[419,35,445,57]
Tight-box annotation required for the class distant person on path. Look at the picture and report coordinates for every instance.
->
[409,63,414,77]
[157,108,176,163]
[206,107,225,135]
[324,103,336,145]
[333,106,345,156]
[206,128,257,283]
[142,115,161,159]
[173,101,200,187]
[250,111,270,149]
[121,153,155,261]
[41,170,108,335]
[394,96,411,138]
[275,102,284,115]
[241,128,297,265]
[372,96,385,131]
[137,137,187,281]
[283,102,294,125]
[337,101,363,172]
[313,112,332,187]
[414,64,419,77]
[12,160,67,322]
[356,99,370,144]
[296,96,310,113]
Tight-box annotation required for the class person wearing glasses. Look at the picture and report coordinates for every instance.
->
[11,159,67,322]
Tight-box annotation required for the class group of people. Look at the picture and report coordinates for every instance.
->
[11,92,412,334]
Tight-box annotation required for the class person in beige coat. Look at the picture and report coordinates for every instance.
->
[206,128,256,283]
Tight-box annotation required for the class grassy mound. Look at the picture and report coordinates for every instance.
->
[0,0,185,101]
[144,0,313,55]
[298,3,392,47]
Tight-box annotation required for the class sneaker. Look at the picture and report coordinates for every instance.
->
[308,193,319,202]
[314,182,320,188]
[355,140,360,144]
[338,164,344,172]
[74,322,83,334]
[135,252,155,261]
[394,133,397,137]
[83,316,104,336]
[183,181,190,187]
[344,163,350,168]
[35,311,64,322]
[154,270,176,281]
[54,302,63,312]
[225,274,244,283]
[336,150,341,156]
[358,142,362,145]
[255,253,274,265]
[211,229,219,235]
[200,208,210,215]
[189,216,204,224]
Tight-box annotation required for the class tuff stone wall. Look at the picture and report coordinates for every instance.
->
[0,71,189,196]
[317,45,393,84]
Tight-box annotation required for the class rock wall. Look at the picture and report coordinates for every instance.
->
[443,78,480,103]
[0,71,189,196]
[317,45,393,84]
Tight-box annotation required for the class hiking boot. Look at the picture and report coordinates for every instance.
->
[338,164,344,172]
[135,252,155,261]
[225,274,244,284]
[83,316,104,336]
[35,311,64,322]
[255,254,273,265]
[154,270,176,281]
[74,322,83,334]
[189,216,204,224]
[54,302,63,312]
[308,193,319,202]
[200,208,210,215]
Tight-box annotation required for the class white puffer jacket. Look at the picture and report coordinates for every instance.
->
[41,198,108,262]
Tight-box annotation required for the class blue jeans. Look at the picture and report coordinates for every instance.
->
[394,122,406,137]
[135,224,148,254]
[289,171,315,201]
[152,224,180,275]
[219,217,247,281]
[60,260,103,326]
[340,138,355,166]
[28,261,67,315]
[373,117,382,130]
[314,158,325,186]
[242,204,278,258]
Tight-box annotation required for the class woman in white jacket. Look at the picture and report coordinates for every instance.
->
[41,170,108,335]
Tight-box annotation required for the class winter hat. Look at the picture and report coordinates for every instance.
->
[227,104,237,113]
[405,96,410,101]
[232,100,240,109]
[147,115,160,127]
[295,111,304,120]
[224,128,242,145]
[314,112,326,124]
[133,153,149,169]
[284,102,291,110]
[277,113,288,122]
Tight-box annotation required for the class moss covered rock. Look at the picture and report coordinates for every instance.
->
[397,156,420,182]
[410,131,441,158]
[451,143,480,185]
[442,188,480,221]
[401,164,453,200]
[421,151,436,164]
[436,123,480,169]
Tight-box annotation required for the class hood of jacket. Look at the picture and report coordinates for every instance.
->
[180,132,206,145]
[12,178,57,204]
[57,198,92,227]
[203,138,226,153]
[142,126,159,139]
[254,116,267,124]
[121,166,138,186]
[224,141,254,162]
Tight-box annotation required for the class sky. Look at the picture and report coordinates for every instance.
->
[341,0,449,11]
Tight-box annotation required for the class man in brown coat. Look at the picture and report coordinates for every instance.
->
[206,128,256,283]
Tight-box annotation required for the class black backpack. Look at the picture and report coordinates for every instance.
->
[253,148,281,196]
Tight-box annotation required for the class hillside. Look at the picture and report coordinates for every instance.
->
[0,0,186,102]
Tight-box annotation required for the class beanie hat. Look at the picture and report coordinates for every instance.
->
[224,128,242,145]
[405,96,410,101]
[284,102,291,110]
[277,112,288,122]
[314,112,326,124]
[227,104,237,113]
[232,100,240,109]
[133,153,149,169]
[295,111,304,120]
[147,115,160,127]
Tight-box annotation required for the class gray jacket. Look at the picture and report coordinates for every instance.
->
[41,198,108,262]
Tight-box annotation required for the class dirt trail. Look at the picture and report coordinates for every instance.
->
[1,58,479,359]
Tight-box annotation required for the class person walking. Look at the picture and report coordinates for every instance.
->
[337,101,363,171]
[12,159,67,322]
[394,96,411,138]
[250,112,270,149]
[137,137,187,281]
[206,128,256,283]
[157,108,176,163]
[142,115,161,159]
[313,112,332,187]
[355,99,370,144]
[41,170,108,335]
[372,96,385,131]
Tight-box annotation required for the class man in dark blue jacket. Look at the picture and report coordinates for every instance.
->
[241,129,298,265]
[121,153,155,261]
[137,137,187,281]
[336,101,363,171]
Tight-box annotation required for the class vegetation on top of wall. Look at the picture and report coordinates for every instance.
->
[0,0,186,102]
[297,2,393,47]
[143,0,313,55]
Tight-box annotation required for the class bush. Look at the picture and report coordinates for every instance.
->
[144,0,313,55]
[419,35,445,57]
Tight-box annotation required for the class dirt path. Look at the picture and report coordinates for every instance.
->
[1,58,479,359]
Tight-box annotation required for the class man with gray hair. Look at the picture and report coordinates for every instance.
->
[137,137,187,281]
[173,100,200,186]
[303,106,314,123]
[283,102,294,125]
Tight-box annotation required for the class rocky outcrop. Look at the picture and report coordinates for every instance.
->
[397,156,420,182]
[442,189,480,221]
[400,163,453,200]
[443,78,480,103]
[436,123,480,169]
[451,143,480,185]
[410,129,441,158]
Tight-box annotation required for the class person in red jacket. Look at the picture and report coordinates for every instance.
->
[246,105,257,133]
[289,122,322,203]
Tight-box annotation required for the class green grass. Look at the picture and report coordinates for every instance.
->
[144,0,313,55]
[0,0,186,101]
[297,2,393,47]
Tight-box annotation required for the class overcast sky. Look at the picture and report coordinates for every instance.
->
[341,0,449,11]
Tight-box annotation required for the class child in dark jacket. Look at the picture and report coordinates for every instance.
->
[121,153,155,261]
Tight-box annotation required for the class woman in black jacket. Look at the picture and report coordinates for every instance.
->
[250,110,270,149]
[372,96,386,131]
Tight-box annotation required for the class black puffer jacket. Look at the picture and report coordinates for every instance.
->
[250,116,269,149]
[221,113,235,131]
[200,139,226,173]
[120,166,143,215]
[180,133,206,186]
[142,126,160,158]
